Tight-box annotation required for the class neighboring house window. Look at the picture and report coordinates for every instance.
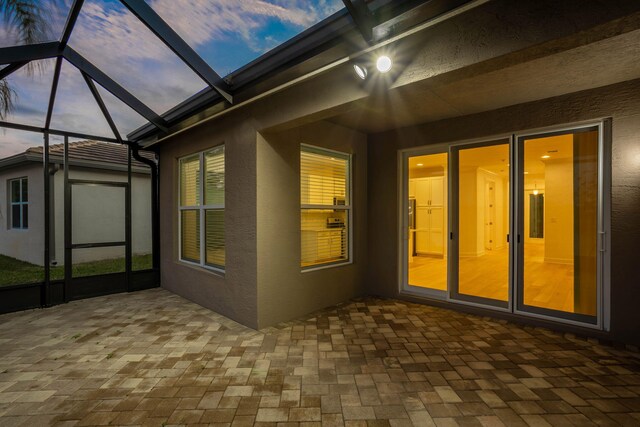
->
[179,146,225,270]
[9,177,28,230]
[300,145,351,269]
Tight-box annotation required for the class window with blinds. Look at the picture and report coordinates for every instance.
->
[300,145,351,269]
[179,146,225,270]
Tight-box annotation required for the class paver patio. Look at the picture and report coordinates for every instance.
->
[0,288,639,426]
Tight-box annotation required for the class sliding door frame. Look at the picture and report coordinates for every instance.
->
[398,119,610,331]
[513,120,610,330]
[448,137,513,312]
[398,143,450,299]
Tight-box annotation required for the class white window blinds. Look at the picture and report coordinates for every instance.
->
[300,146,351,269]
[179,146,225,270]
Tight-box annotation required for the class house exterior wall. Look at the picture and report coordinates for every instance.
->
[156,0,640,342]
[367,78,640,346]
[256,121,367,328]
[0,163,44,266]
[52,167,152,265]
[159,115,259,328]
[0,163,151,268]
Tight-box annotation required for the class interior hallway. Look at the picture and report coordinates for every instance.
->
[0,288,638,426]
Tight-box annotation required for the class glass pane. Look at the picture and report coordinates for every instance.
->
[0,1,70,47]
[145,1,344,76]
[72,247,125,278]
[180,154,201,206]
[132,155,153,271]
[11,179,20,202]
[50,59,113,138]
[1,58,55,126]
[407,153,448,291]
[22,204,28,229]
[522,130,598,317]
[301,149,348,206]
[21,178,27,202]
[96,84,148,137]
[458,143,510,302]
[301,209,348,268]
[204,146,224,206]
[0,254,44,286]
[68,0,207,114]
[71,184,126,245]
[181,210,200,263]
[205,209,224,268]
[0,128,44,158]
[11,204,20,228]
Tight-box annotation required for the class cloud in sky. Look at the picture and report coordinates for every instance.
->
[0,0,344,158]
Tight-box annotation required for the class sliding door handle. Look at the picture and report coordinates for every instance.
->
[506,234,509,243]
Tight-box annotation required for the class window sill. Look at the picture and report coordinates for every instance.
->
[302,260,352,273]
[177,259,225,278]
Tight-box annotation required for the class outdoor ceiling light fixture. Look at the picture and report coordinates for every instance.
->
[376,55,393,73]
[353,63,368,80]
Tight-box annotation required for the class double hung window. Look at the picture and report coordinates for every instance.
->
[179,146,225,270]
[300,145,351,269]
[9,177,28,229]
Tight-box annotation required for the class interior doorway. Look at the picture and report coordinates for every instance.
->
[484,180,496,251]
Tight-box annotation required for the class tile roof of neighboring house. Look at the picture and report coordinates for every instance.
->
[26,140,155,169]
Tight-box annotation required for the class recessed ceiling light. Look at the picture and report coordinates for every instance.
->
[353,64,367,80]
[376,55,392,73]
[524,171,529,174]
[541,155,550,159]
[417,163,424,167]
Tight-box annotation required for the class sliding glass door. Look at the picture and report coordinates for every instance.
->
[401,123,604,328]
[516,126,601,325]
[403,150,448,296]
[450,139,511,309]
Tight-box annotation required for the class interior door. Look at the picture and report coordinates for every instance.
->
[516,126,600,324]
[450,139,511,308]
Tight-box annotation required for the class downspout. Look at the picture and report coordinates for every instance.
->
[129,144,160,273]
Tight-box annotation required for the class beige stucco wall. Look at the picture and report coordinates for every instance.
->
[154,0,640,340]
[159,115,259,328]
[0,163,44,266]
[256,121,367,328]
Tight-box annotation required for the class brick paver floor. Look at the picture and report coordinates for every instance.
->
[0,288,639,426]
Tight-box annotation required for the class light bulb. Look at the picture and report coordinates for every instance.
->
[353,64,367,80]
[376,56,392,73]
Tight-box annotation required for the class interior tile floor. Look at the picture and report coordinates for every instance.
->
[0,289,639,426]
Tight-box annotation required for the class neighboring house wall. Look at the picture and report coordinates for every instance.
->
[0,162,151,267]
[367,78,640,347]
[52,166,152,265]
[0,163,44,266]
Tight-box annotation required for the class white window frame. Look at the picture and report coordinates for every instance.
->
[301,144,353,272]
[178,146,225,273]
[9,177,28,230]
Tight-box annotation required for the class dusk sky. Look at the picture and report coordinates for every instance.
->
[0,0,343,157]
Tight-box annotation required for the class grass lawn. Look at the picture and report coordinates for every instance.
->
[0,254,152,287]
